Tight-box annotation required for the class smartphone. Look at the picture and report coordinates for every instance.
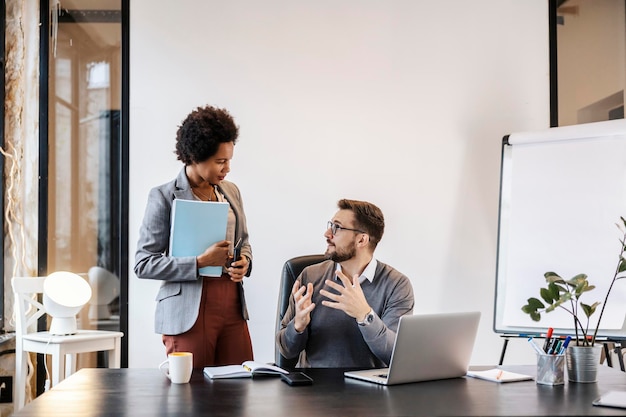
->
[227,239,243,268]
[280,372,313,386]
[226,247,241,268]
[233,246,241,263]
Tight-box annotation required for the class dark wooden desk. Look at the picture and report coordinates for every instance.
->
[13,365,626,416]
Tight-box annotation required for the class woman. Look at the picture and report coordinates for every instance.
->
[134,105,254,367]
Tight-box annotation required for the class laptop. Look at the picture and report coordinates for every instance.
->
[344,311,481,385]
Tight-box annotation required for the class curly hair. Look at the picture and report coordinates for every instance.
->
[175,105,239,165]
[337,199,385,248]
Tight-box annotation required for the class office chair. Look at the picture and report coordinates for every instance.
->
[12,276,124,411]
[275,254,327,369]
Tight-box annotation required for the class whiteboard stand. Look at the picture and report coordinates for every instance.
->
[498,334,544,365]
[498,336,509,365]
[604,342,625,372]
[617,343,625,372]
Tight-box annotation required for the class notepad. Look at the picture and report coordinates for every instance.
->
[593,391,626,409]
[466,368,533,383]
[203,361,289,379]
[169,199,229,277]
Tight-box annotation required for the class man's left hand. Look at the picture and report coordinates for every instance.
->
[320,269,371,321]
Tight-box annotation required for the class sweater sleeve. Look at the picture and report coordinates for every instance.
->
[276,278,309,360]
[359,270,415,366]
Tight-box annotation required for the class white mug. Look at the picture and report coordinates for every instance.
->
[159,352,193,384]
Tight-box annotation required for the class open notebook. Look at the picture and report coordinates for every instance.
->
[344,311,481,385]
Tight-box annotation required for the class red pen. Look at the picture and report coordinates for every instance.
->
[542,327,553,353]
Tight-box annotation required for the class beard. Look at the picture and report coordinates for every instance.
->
[325,241,357,262]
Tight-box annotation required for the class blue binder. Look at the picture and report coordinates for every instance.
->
[169,199,229,277]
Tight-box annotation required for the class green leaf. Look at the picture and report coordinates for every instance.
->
[539,287,553,304]
[581,302,601,318]
[526,297,545,310]
[522,297,545,316]
[547,282,561,299]
[619,257,626,273]
[544,272,563,283]
[530,311,541,321]
[568,273,588,286]
[575,281,596,298]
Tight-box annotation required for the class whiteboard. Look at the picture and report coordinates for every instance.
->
[494,119,626,339]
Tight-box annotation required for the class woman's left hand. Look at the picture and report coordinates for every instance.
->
[228,256,249,282]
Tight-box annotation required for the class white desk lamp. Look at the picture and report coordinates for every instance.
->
[87,266,119,321]
[43,271,92,335]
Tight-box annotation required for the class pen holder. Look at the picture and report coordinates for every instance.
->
[535,353,565,386]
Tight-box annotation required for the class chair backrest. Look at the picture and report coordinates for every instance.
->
[11,277,47,337]
[275,254,327,369]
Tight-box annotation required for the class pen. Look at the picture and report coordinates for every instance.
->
[234,238,242,249]
[543,327,553,353]
[496,370,503,380]
[547,338,560,354]
[528,337,545,355]
[559,336,572,354]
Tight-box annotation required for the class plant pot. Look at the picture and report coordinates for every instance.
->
[565,345,602,383]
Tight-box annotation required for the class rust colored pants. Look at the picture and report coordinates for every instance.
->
[162,274,253,367]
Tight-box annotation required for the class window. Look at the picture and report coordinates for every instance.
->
[41,0,128,371]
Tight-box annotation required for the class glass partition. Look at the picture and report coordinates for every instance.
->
[554,0,626,126]
[46,0,122,353]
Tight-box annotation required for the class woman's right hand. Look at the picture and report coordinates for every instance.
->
[196,240,231,269]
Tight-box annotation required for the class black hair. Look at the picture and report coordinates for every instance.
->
[175,105,239,165]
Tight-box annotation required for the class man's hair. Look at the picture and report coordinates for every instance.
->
[175,105,239,165]
[337,199,384,249]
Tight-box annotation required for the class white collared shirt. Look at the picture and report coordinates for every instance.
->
[335,258,378,285]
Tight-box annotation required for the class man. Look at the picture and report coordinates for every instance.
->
[276,199,415,368]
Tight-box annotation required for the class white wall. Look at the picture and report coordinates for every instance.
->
[129,0,549,368]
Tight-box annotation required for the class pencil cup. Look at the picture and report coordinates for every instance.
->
[535,353,565,386]
[159,352,193,384]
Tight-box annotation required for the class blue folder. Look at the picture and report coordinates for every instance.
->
[169,199,229,277]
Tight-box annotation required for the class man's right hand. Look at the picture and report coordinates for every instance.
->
[292,280,316,333]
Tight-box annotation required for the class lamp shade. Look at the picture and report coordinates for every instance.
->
[43,271,92,335]
[88,266,119,320]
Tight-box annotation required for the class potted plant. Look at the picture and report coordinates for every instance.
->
[521,217,626,382]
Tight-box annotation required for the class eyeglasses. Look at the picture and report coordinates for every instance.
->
[327,221,366,236]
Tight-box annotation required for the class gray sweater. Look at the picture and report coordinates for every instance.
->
[277,259,414,368]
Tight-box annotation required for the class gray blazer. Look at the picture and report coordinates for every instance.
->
[134,168,253,335]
